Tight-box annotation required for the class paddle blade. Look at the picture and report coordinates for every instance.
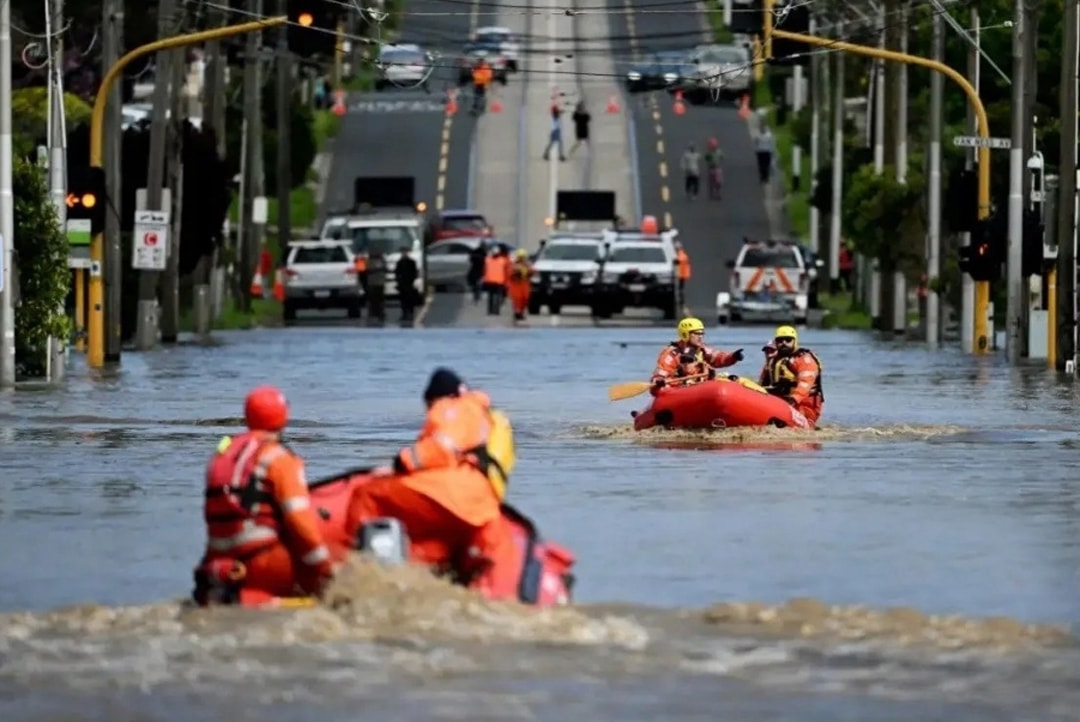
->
[608,381,652,401]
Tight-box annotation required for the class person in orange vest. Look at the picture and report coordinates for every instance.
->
[193,386,335,605]
[471,58,493,114]
[482,246,509,315]
[506,249,533,322]
[674,241,691,306]
[349,368,512,575]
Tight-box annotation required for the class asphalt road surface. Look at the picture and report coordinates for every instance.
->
[319,0,478,224]
[612,0,772,324]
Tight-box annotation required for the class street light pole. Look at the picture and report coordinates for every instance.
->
[1005,0,1027,363]
[0,0,15,389]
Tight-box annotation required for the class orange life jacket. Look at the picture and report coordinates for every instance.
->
[204,432,290,559]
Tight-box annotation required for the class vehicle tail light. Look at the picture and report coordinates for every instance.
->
[284,268,300,278]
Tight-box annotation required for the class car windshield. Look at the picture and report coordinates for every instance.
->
[742,247,800,268]
[465,43,501,55]
[655,51,688,63]
[700,47,745,64]
[292,245,348,264]
[382,49,423,64]
[476,31,509,43]
[540,243,600,261]
[443,215,488,231]
[350,225,420,255]
[609,246,667,264]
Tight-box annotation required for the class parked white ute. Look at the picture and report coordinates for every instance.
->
[716,239,809,325]
[282,240,362,321]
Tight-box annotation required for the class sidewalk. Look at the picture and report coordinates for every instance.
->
[747,109,788,240]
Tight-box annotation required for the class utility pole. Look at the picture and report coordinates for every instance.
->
[47,0,67,381]
[1006,0,1027,363]
[200,0,228,333]
[103,0,124,361]
[828,24,844,288]
[1057,0,1078,370]
[0,0,14,389]
[960,8,980,353]
[869,12,885,325]
[238,0,265,313]
[927,7,943,347]
[276,0,292,256]
[808,14,821,254]
[879,0,899,330]
[136,0,179,349]
[159,50,186,344]
[891,1,909,336]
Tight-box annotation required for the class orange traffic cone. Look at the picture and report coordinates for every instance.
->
[490,96,503,113]
[606,93,619,114]
[446,89,458,117]
[737,93,750,120]
[249,270,265,298]
[673,89,686,116]
[332,89,346,117]
[272,269,285,302]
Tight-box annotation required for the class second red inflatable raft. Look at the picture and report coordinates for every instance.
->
[631,379,813,431]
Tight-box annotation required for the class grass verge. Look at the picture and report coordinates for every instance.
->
[819,290,872,330]
[179,297,283,333]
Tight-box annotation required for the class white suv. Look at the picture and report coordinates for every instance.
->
[716,239,809,325]
[596,241,678,319]
[528,236,606,315]
[283,240,362,321]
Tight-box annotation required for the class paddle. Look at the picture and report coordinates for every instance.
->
[310,466,374,490]
[608,374,709,401]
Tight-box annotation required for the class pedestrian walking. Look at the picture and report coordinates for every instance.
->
[542,103,566,161]
[681,144,701,200]
[755,126,776,184]
[569,101,591,156]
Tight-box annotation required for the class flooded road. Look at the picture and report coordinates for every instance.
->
[1,325,1079,721]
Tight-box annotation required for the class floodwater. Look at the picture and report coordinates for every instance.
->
[1,325,1079,721]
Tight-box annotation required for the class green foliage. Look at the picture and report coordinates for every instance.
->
[841,163,926,277]
[12,157,71,376]
[224,85,316,192]
[11,88,92,160]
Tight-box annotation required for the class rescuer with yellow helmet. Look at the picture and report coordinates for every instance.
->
[759,325,824,425]
[650,317,744,394]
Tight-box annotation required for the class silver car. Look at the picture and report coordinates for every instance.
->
[686,44,752,99]
[375,44,433,92]
[426,237,510,291]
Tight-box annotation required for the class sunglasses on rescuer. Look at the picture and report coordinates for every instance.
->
[775,337,796,345]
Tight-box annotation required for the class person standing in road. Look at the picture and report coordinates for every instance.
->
[366,251,388,324]
[395,251,420,323]
[674,241,691,306]
[467,243,487,303]
[681,143,702,200]
[482,246,509,315]
[569,101,591,157]
[542,103,567,162]
[754,126,776,184]
[471,58,493,115]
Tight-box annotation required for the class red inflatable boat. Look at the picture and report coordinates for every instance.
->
[631,378,813,431]
[198,472,576,609]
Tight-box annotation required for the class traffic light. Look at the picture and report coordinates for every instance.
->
[1021,208,1045,277]
[958,218,1002,282]
[286,0,338,58]
[729,0,764,35]
[67,165,106,235]
[770,1,812,66]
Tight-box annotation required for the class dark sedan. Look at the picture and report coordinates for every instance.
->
[625,50,695,93]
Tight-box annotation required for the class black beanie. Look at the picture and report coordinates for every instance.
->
[424,368,464,403]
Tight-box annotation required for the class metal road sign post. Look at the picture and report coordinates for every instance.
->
[132,210,170,271]
[953,135,1012,149]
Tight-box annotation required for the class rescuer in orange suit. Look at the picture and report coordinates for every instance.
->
[650,317,744,395]
[482,246,509,315]
[194,386,335,604]
[348,368,510,573]
[758,325,824,426]
[507,248,533,322]
[674,241,691,303]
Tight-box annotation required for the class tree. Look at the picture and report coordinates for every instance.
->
[12,157,71,377]
[11,87,92,160]
[841,163,926,278]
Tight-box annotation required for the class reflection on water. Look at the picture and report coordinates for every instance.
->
[1,326,1079,719]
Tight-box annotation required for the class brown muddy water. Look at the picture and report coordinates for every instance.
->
[1,325,1078,721]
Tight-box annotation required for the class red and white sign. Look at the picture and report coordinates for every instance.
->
[132,210,169,270]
